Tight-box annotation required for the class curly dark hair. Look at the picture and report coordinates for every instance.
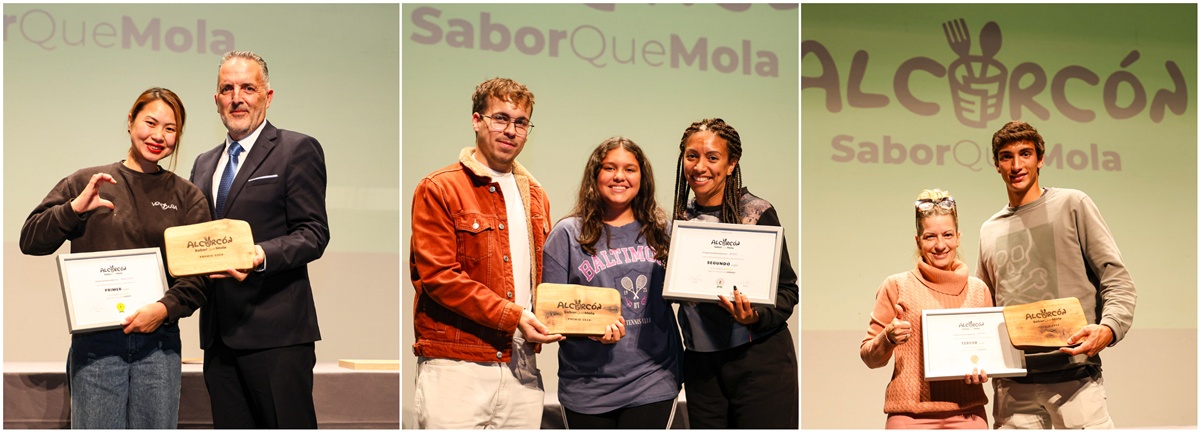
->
[567,137,669,262]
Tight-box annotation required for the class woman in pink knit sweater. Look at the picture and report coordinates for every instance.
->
[860,189,993,429]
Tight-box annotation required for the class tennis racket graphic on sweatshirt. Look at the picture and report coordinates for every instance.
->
[621,275,649,310]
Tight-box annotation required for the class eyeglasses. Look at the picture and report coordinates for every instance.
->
[915,196,956,213]
[482,114,534,136]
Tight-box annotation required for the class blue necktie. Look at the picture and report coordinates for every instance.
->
[215,142,243,218]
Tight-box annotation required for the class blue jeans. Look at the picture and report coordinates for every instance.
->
[68,324,182,429]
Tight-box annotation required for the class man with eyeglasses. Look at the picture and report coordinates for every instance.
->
[976,121,1136,429]
[409,77,564,428]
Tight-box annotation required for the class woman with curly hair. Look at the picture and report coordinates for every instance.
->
[542,137,682,428]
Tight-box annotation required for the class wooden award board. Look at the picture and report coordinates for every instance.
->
[338,359,400,370]
[163,219,256,277]
[1002,297,1089,348]
[534,283,622,336]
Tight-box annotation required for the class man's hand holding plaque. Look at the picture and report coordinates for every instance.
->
[208,245,265,282]
[1058,324,1114,357]
[518,309,566,344]
[163,219,257,278]
[1001,297,1089,349]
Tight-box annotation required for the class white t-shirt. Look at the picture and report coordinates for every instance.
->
[481,165,532,311]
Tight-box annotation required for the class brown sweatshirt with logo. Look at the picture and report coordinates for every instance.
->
[20,162,211,323]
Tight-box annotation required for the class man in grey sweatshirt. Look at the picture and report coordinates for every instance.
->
[977,120,1136,429]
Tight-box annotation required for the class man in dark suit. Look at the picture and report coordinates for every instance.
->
[189,50,329,429]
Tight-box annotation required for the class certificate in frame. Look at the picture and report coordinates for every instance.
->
[56,247,169,334]
[922,307,1027,381]
[662,220,783,305]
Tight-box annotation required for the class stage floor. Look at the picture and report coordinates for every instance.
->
[3,362,399,429]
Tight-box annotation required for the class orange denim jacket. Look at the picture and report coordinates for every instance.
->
[409,147,551,363]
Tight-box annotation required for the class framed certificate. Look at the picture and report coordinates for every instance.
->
[56,248,169,334]
[922,307,1027,381]
[662,220,783,305]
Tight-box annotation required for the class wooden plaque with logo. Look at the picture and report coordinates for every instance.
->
[1002,297,1089,348]
[163,219,256,277]
[534,283,622,336]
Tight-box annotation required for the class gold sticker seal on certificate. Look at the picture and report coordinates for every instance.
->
[57,247,169,333]
[163,219,256,277]
[661,220,784,305]
[534,283,622,336]
[1002,297,1089,348]
[922,307,1027,381]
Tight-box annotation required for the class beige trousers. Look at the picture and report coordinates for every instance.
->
[413,342,543,429]
[993,374,1114,429]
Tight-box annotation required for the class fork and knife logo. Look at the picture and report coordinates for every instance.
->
[942,18,1002,79]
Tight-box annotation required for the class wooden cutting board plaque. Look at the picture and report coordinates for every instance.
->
[1002,297,1089,348]
[163,219,256,277]
[534,283,623,336]
[338,359,400,370]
